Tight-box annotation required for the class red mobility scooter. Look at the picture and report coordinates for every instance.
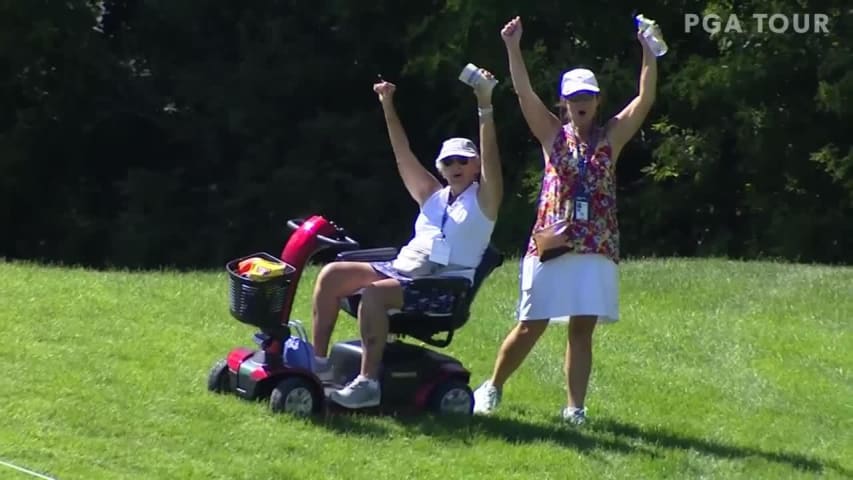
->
[207,215,503,416]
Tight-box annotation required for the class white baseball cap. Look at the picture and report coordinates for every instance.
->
[560,68,600,97]
[435,137,479,167]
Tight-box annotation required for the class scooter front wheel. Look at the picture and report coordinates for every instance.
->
[270,376,321,416]
[207,359,230,394]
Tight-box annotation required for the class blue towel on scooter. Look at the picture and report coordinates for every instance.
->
[283,335,314,371]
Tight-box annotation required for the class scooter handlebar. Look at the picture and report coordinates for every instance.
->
[286,218,304,231]
[286,218,360,250]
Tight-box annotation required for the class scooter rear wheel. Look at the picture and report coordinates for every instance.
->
[429,380,474,415]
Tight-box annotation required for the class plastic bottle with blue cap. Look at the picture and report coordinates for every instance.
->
[635,14,668,57]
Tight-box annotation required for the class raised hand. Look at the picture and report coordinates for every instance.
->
[373,80,396,103]
[501,16,522,46]
[473,68,496,103]
[637,28,655,56]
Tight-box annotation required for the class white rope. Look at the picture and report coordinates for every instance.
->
[0,458,57,480]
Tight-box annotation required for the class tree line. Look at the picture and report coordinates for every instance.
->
[1,0,850,269]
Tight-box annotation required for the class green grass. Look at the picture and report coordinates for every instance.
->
[0,257,850,479]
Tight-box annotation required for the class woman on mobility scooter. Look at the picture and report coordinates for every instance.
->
[311,71,504,409]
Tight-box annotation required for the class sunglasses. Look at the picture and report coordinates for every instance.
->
[564,92,598,103]
[440,156,471,167]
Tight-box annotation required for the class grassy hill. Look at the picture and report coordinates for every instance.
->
[0,257,850,479]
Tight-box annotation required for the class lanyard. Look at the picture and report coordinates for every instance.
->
[440,190,455,238]
[573,127,598,197]
[438,182,477,237]
[440,205,450,237]
[439,183,470,238]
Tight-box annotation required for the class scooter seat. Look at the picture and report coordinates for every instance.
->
[337,245,503,348]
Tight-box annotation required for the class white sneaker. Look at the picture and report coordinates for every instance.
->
[561,406,587,425]
[473,380,502,415]
[328,375,381,409]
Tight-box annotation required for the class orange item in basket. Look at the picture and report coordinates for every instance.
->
[237,257,287,281]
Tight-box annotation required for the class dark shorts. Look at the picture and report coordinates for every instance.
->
[370,261,458,315]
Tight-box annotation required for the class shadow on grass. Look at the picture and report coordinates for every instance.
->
[318,412,849,476]
[318,409,649,456]
[588,418,848,476]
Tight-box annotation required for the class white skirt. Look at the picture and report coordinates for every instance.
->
[516,253,619,324]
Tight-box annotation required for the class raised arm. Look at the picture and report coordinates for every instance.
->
[375,81,442,207]
[471,69,503,221]
[501,16,562,149]
[606,30,658,162]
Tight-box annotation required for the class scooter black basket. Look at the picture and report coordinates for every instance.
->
[226,252,296,329]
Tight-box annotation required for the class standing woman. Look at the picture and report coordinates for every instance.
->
[473,16,658,424]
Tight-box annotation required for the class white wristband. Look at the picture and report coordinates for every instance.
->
[478,106,494,117]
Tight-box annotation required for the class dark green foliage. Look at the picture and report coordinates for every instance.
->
[1,0,850,268]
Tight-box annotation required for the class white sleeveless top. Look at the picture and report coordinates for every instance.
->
[402,182,495,281]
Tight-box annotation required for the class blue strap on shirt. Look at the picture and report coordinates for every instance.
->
[438,182,478,237]
[440,187,463,238]
[573,127,599,197]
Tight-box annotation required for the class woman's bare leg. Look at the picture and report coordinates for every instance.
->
[490,319,549,388]
[311,262,383,357]
[565,315,597,408]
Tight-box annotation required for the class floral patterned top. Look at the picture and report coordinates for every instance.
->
[525,123,620,263]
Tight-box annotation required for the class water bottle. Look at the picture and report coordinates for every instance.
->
[635,14,668,57]
[458,63,498,91]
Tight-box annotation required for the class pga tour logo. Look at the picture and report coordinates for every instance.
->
[685,13,830,33]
